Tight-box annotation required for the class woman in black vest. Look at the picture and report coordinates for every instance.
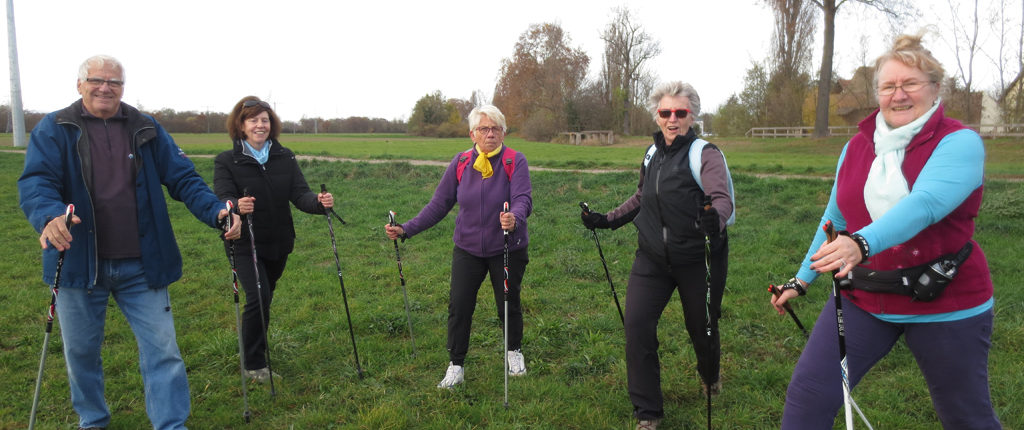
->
[580,81,734,430]
[214,96,333,382]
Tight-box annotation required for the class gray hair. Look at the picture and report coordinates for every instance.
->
[467,105,507,132]
[647,81,701,121]
[77,55,125,83]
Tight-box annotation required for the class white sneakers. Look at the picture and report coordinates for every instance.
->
[436,351,527,388]
[436,362,465,388]
[507,349,526,376]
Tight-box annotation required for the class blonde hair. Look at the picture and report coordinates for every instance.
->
[873,33,944,86]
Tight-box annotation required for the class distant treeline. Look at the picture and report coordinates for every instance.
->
[1,105,407,134]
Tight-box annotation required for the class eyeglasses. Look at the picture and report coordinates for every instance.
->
[243,100,272,109]
[84,78,124,89]
[876,80,934,96]
[657,108,692,119]
[475,126,504,135]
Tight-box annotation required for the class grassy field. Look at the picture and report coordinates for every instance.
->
[1,133,1021,429]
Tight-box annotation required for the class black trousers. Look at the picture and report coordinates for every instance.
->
[447,246,529,366]
[625,242,728,421]
[231,248,288,371]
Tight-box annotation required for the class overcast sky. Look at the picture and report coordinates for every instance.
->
[2,0,1015,123]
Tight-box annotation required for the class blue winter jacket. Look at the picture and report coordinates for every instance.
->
[18,100,225,289]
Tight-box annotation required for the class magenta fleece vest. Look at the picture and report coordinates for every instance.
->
[836,106,992,314]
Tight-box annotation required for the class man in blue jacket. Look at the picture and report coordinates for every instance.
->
[18,55,240,430]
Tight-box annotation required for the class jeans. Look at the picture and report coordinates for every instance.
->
[56,258,190,430]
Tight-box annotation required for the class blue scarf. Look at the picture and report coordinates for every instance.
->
[242,140,271,165]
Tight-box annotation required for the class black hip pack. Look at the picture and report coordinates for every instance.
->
[849,242,973,302]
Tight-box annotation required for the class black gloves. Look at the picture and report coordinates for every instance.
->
[699,206,720,236]
[581,210,610,230]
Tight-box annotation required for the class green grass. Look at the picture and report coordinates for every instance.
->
[1,134,1021,429]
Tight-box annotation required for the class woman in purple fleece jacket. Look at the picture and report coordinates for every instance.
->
[385,105,532,388]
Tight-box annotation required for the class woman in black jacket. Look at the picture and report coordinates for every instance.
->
[214,96,332,382]
[580,81,734,430]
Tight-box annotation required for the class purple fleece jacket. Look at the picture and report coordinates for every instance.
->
[400,146,532,258]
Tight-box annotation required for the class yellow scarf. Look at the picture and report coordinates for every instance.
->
[472,144,503,179]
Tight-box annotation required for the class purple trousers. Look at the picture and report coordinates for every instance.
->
[781,294,1001,429]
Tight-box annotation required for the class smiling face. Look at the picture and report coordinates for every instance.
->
[876,59,940,128]
[77,63,124,119]
[656,95,694,144]
[243,111,271,148]
[470,115,504,153]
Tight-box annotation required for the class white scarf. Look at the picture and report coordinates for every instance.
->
[863,99,941,220]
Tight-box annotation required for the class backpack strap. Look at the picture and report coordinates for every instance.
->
[643,140,735,226]
[456,146,517,183]
[690,138,736,226]
[642,144,657,169]
[501,147,517,180]
[455,148,474,183]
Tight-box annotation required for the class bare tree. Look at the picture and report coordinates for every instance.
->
[945,0,982,123]
[766,0,817,126]
[983,0,1013,94]
[808,0,914,137]
[599,7,661,135]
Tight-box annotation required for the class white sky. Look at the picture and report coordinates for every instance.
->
[2,0,1016,123]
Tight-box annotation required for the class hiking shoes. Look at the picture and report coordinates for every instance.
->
[246,367,280,384]
[701,379,723,396]
[636,418,661,430]
[507,349,526,376]
[437,362,464,388]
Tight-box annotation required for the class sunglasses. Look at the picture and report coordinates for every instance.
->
[657,108,692,119]
[243,100,272,109]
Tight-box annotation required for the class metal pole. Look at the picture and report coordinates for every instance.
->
[6,0,26,147]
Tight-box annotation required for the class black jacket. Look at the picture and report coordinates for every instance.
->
[610,129,728,265]
[214,139,324,260]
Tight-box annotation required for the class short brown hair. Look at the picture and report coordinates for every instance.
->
[225,96,281,142]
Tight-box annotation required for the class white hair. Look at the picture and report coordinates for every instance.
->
[77,55,125,82]
[467,105,507,132]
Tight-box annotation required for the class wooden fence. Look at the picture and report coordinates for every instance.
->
[746,124,1024,139]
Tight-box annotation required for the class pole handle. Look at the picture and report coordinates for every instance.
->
[223,200,234,232]
[63,204,75,229]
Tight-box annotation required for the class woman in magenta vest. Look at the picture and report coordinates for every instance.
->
[385,105,532,388]
[770,34,1001,428]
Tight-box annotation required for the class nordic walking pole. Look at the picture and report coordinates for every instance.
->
[502,201,510,409]
[321,184,363,379]
[224,200,251,422]
[824,220,856,430]
[701,196,713,430]
[578,202,624,325]
[243,189,277,396]
[767,284,809,337]
[29,204,74,430]
[388,210,416,356]
[767,285,873,429]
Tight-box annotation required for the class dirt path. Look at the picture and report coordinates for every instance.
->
[5,149,1018,182]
